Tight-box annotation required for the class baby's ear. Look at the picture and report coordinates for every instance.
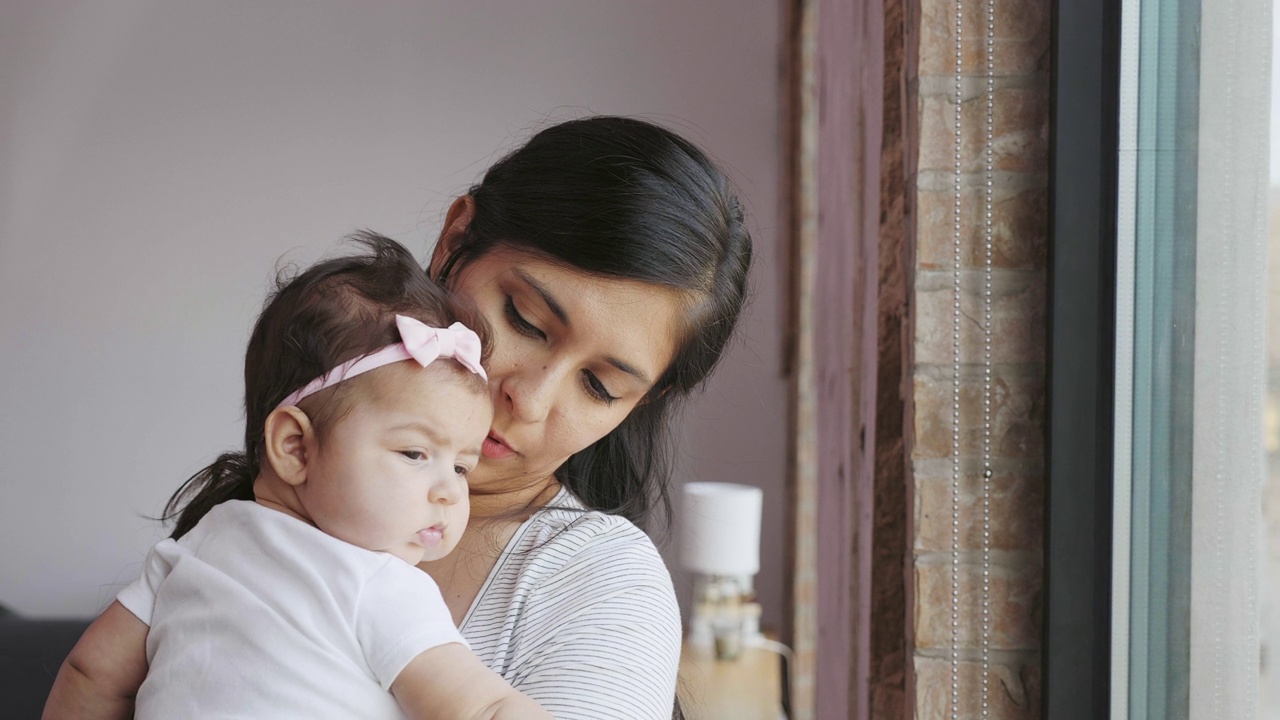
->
[263,406,314,486]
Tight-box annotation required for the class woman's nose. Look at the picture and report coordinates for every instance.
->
[500,364,558,424]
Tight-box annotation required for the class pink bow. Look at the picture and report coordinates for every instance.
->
[394,315,487,381]
[276,314,487,409]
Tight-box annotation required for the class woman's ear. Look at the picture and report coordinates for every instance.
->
[428,195,476,280]
[263,406,314,487]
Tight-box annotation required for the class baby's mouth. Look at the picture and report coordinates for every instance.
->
[417,526,445,546]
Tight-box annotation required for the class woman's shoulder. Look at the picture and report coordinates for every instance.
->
[526,489,659,548]
[484,489,679,638]
[464,492,682,716]
[506,488,671,587]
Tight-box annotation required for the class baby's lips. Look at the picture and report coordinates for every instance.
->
[416,527,444,546]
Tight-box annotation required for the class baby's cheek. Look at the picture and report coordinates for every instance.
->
[453,499,471,533]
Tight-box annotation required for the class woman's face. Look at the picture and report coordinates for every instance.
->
[440,245,686,494]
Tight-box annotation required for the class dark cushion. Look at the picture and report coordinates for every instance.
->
[0,617,93,719]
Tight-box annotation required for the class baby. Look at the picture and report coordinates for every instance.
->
[44,234,552,720]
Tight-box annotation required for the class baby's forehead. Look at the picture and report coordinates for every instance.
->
[365,358,487,393]
[360,361,491,420]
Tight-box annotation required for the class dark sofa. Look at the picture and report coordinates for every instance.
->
[0,610,91,719]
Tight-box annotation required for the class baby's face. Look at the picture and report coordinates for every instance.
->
[296,361,493,565]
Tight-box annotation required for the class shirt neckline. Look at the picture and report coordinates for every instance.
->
[458,485,572,631]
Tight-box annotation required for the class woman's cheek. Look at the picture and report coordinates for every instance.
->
[573,408,626,451]
[543,417,582,457]
[489,324,533,372]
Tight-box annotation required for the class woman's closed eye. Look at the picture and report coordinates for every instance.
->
[504,296,545,340]
[581,370,618,405]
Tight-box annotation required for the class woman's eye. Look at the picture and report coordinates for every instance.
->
[581,370,619,405]
[504,296,545,340]
[400,450,425,461]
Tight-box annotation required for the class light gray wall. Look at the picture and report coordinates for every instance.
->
[0,1,788,633]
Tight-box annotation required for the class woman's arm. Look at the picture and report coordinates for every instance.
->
[42,601,149,720]
[391,643,553,720]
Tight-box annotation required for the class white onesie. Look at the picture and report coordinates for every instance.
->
[117,500,464,719]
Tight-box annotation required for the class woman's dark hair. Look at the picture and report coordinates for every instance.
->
[435,116,753,532]
[163,232,490,539]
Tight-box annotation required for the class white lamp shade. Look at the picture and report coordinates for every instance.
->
[679,481,763,576]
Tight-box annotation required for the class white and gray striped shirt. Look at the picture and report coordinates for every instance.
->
[459,487,682,720]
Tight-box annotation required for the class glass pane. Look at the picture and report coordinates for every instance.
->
[1118,0,1273,718]
[1126,1,1200,717]
[1189,0,1270,716]
[1261,4,1280,717]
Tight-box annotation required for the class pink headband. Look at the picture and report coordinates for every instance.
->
[276,315,487,410]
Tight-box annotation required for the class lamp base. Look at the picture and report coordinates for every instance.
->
[687,573,762,661]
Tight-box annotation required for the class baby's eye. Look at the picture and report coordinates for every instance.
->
[454,464,470,477]
[401,450,425,461]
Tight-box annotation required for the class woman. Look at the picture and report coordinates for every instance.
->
[419,116,753,719]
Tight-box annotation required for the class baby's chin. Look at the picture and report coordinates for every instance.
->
[379,545,428,566]
[416,546,454,564]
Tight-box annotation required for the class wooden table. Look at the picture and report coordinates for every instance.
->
[677,641,785,720]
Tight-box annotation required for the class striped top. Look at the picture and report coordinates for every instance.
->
[460,487,682,719]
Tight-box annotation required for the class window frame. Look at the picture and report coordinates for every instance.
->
[1043,0,1123,717]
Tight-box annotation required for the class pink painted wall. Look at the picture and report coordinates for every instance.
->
[0,1,789,633]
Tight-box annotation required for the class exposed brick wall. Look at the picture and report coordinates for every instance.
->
[907,0,1050,717]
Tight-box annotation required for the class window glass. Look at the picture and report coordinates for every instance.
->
[1116,0,1272,718]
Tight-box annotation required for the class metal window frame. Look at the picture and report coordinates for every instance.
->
[1044,0,1123,717]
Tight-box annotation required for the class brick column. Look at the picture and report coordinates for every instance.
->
[907,0,1050,717]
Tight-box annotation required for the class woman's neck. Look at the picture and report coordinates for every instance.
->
[466,475,563,522]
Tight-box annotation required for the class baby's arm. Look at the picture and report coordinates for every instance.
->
[42,600,149,720]
[390,643,554,720]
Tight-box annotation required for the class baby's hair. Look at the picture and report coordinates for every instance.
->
[163,232,491,539]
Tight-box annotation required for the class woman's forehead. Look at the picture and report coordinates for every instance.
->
[473,246,684,303]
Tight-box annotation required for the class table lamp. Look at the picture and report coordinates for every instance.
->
[680,481,763,660]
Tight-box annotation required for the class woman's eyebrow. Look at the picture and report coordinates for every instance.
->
[513,268,568,325]
[608,357,650,385]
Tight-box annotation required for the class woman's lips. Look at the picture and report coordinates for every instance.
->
[417,527,444,546]
[482,432,515,460]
